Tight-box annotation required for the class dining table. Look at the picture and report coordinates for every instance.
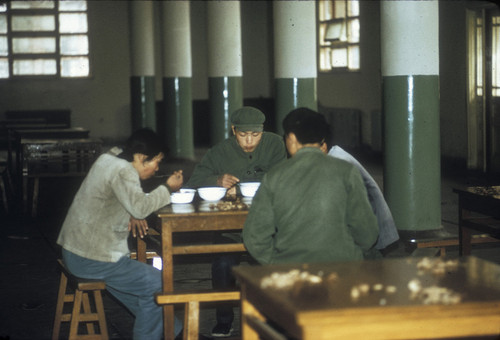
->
[233,256,500,339]
[136,197,250,340]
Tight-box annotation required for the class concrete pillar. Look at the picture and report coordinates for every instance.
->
[129,0,156,131]
[273,1,317,135]
[381,0,441,235]
[161,1,194,159]
[207,1,243,145]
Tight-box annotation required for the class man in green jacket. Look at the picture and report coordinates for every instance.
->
[186,106,286,337]
[243,107,379,265]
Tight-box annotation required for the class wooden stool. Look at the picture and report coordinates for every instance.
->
[156,290,241,340]
[53,259,109,340]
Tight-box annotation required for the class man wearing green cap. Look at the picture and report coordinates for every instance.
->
[186,106,286,337]
[186,106,286,192]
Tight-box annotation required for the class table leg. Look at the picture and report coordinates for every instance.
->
[162,219,175,340]
[459,207,472,256]
[241,286,265,340]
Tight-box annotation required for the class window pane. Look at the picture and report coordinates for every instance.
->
[13,37,56,53]
[12,15,56,32]
[477,25,483,93]
[348,0,359,17]
[319,0,333,21]
[60,35,88,55]
[59,1,87,12]
[333,0,346,19]
[348,18,360,43]
[319,47,332,71]
[13,58,57,75]
[59,13,87,33]
[0,37,7,56]
[492,16,499,97]
[0,58,8,78]
[61,56,89,77]
[0,3,6,12]
[10,1,55,10]
[348,45,360,70]
[331,48,347,67]
[0,14,6,33]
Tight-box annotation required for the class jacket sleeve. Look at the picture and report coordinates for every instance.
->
[185,150,220,188]
[345,166,379,251]
[110,167,171,219]
[242,176,276,264]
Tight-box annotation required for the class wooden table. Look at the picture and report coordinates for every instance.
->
[136,199,249,340]
[9,127,90,179]
[453,186,500,255]
[233,257,500,340]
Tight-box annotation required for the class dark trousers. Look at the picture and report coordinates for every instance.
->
[211,234,240,325]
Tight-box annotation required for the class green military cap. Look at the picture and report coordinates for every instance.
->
[230,107,265,132]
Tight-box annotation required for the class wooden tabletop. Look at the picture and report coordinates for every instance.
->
[234,256,500,339]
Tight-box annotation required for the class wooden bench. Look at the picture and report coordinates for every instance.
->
[155,290,241,340]
[408,233,500,257]
[53,259,108,340]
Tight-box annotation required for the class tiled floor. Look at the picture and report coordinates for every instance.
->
[0,149,499,340]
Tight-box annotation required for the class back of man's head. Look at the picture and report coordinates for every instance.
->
[283,108,331,145]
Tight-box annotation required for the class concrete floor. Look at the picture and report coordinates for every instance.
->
[0,149,499,340]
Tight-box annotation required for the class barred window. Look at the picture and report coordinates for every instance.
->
[0,0,90,79]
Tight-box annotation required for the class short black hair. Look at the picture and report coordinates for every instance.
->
[118,128,165,162]
[282,107,331,145]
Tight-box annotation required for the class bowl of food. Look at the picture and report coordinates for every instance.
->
[239,182,261,198]
[170,188,196,204]
[197,187,227,201]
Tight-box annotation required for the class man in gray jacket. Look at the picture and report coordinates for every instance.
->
[57,129,183,340]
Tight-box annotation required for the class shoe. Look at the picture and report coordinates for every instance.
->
[211,323,233,337]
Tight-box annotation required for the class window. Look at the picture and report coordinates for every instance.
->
[318,0,360,72]
[492,15,500,97]
[0,0,89,79]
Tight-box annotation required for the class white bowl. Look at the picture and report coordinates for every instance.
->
[239,182,261,198]
[197,187,227,201]
[171,203,195,213]
[170,189,196,204]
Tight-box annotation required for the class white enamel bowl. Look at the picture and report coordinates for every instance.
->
[197,187,227,201]
[170,189,196,204]
[239,182,261,198]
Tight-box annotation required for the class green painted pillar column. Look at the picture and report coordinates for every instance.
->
[381,0,441,236]
[207,1,243,145]
[273,1,317,135]
[129,0,156,131]
[161,1,194,159]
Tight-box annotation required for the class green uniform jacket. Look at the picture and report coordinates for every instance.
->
[243,147,379,264]
[186,132,286,188]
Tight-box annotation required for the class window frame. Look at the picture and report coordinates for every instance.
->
[0,0,91,80]
[317,0,360,73]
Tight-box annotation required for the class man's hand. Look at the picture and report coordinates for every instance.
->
[166,170,183,192]
[128,217,148,238]
[217,174,239,189]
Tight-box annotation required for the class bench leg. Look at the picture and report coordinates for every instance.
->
[0,174,7,214]
[31,177,39,218]
[82,292,96,335]
[69,290,83,340]
[52,273,68,340]
[93,290,109,339]
[184,301,200,340]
